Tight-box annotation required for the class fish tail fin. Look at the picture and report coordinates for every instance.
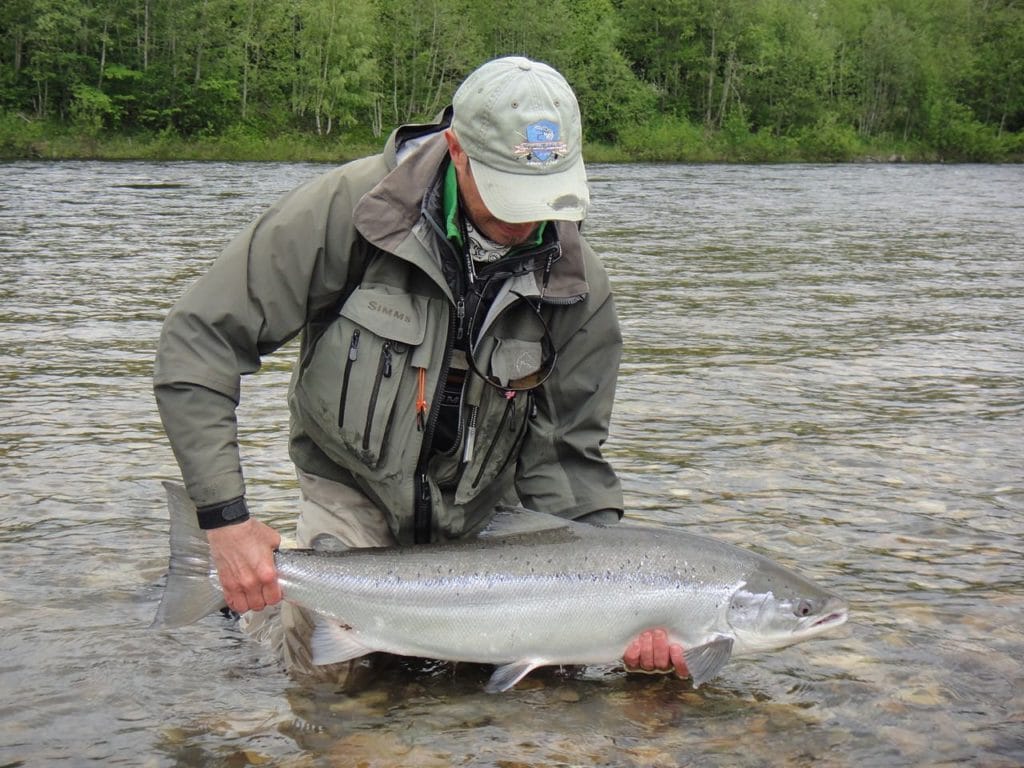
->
[150,482,225,629]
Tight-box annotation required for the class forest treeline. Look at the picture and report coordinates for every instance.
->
[2,0,1022,162]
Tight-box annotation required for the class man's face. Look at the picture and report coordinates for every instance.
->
[444,130,540,247]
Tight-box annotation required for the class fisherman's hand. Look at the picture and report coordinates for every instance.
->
[623,629,689,678]
[206,519,282,613]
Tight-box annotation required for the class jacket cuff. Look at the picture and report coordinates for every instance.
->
[576,508,622,526]
[196,497,250,529]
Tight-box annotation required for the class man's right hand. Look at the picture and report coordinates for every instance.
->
[623,629,689,678]
[206,519,283,613]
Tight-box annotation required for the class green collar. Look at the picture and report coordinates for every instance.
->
[444,161,463,245]
[443,161,546,248]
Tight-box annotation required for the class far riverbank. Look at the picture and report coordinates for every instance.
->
[3,117,1021,164]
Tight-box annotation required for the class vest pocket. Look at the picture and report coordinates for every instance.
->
[455,388,532,504]
[294,285,427,472]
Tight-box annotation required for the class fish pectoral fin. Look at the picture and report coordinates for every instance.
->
[310,618,374,666]
[683,636,734,688]
[485,660,544,694]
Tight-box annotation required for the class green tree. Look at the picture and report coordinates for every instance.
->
[374,0,483,131]
[553,0,657,141]
[617,0,699,111]
[21,0,90,119]
[967,0,1024,134]
[744,0,834,133]
[236,0,292,127]
[291,0,379,135]
[460,0,652,140]
[0,0,37,110]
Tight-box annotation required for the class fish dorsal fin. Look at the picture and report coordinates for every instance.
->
[310,618,375,666]
[476,506,574,539]
[684,636,735,688]
[485,659,544,693]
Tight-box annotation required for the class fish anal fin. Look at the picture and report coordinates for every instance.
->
[684,636,734,688]
[310,618,374,666]
[485,659,543,693]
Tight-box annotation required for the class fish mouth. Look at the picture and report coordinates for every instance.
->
[812,610,848,628]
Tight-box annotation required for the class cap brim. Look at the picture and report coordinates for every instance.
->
[467,155,589,223]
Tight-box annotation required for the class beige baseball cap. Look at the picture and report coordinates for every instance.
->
[452,56,589,223]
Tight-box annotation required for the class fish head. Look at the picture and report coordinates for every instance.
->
[724,560,848,654]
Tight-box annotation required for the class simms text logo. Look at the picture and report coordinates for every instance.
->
[367,300,412,324]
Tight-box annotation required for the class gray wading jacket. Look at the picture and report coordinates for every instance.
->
[154,116,623,545]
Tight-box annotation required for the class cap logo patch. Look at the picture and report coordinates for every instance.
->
[513,120,569,165]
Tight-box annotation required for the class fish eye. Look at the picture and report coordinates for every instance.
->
[794,599,815,617]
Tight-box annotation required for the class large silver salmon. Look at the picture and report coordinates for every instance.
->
[153,483,848,692]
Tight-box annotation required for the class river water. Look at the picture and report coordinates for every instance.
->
[1,159,1021,767]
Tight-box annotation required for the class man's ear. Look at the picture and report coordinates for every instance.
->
[444,130,468,170]
[443,129,461,156]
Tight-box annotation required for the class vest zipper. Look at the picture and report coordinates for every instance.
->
[337,329,360,428]
[362,341,392,451]
[413,309,455,544]
[496,390,534,478]
[471,392,516,489]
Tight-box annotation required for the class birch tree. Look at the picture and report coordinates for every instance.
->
[292,0,378,135]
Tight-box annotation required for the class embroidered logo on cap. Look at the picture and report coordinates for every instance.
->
[513,120,569,166]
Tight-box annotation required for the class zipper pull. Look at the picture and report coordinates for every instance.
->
[463,405,478,463]
[415,367,428,431]
[415,472,432,545]
[456,297,466,340]
[381,342,393,377]
[348,329,360,360]
[505,389,517,430]
[542,246,558,294]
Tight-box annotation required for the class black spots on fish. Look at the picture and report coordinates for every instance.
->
[668,560,701,585]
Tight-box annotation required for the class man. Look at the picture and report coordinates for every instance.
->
[154,56,686,682]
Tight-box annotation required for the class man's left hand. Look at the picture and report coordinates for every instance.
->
[623,629,688,677]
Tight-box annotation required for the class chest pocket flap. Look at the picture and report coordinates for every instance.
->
[340,285,428,346]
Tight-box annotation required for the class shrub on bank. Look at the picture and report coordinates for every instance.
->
[796,119,864,162]
[0,112,48,158]
[615,117,715,162]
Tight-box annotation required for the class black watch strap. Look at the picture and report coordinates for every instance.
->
[196,497,250,530]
